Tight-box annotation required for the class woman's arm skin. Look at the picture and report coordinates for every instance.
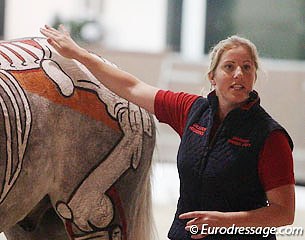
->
[180,184,295,239]
[40,25,159,114]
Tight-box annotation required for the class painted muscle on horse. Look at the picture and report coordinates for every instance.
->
[0,38,155,240]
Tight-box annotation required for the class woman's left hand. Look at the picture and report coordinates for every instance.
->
[179,211,229,239]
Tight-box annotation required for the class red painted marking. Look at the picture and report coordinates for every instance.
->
[0,47,13,65]
[0,44,26,63]
[9,42,40,61]
[65,221,75,240]
[107,187,127,240]
[9,69,120,132]
[18,39,43,50]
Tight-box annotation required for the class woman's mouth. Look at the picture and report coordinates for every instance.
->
[230,84,244,90]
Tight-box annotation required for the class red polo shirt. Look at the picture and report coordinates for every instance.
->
[154,90,295,191]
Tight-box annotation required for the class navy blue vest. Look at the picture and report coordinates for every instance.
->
[168,92,293,240]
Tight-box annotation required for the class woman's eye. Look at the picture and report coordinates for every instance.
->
[224,64,234,70]
[243,65,251,71]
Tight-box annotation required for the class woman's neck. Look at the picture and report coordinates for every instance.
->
[217,101,243,122]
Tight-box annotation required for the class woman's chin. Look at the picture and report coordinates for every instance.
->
[230,92,246,99]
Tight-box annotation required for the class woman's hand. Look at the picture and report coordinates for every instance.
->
[179,211,229,239]
[40,24,87,60]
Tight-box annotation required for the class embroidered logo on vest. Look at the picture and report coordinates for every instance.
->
[228,136,251,147]
[189,123,207,136]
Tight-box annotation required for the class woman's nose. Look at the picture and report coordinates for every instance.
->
[233,66,243,78]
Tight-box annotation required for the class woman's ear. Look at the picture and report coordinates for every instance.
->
[208,72,216,85]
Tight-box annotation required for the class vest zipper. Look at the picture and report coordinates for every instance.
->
[199,116,225,172]
[200,109,235,172]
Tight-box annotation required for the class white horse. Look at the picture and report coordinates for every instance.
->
[0,37,155,240]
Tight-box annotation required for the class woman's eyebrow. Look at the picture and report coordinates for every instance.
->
[243,59,254,63]
[223,60,235,64]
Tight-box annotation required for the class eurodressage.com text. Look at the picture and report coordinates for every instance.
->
[189,224,304,238]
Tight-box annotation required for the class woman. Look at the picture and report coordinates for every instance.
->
[40,25,295,240]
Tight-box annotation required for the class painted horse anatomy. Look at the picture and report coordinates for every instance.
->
[0,37,155,240]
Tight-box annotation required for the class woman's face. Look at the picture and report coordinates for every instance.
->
[210,45,256,109]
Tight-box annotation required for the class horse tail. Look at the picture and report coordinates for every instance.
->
[127,114,156,240]
[128,165,156,240]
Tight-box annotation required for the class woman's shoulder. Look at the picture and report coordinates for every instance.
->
[155,89,201,101]
[253,105,294,149]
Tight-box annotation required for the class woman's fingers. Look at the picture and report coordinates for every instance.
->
[59,24,70,36]
[186,218,202,226]
[40,29,51,40]
[180,211,203,219]
[45,24,61,34]
[41,25,65,39]
[46,38,62,51]
[40,27,67,54]
[40,26,70,47]
[191,234,207,239]
[40,27,62,41]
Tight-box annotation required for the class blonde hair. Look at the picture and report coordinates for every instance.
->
[207,35,260,80]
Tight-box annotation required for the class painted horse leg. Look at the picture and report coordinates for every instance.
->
[56,100,147,232]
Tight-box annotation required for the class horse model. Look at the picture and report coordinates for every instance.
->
[0,37,155,240]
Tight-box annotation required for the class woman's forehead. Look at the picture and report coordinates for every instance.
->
[220,46,253,62]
